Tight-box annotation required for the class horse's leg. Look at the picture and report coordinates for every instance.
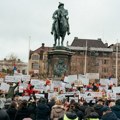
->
[54,34,57,47]
[58,36,60,46]
[61,36,64,46]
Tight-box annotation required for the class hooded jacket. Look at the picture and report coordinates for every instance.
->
[51,105,64,120]
[64,111,78,120]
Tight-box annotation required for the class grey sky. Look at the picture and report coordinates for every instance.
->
[0,0,120,62]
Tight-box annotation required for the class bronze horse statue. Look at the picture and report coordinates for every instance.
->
[53,14,68,46]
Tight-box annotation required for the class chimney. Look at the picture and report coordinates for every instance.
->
[98,38,101,41]
[42,43,45,48]
[105,43,108,47]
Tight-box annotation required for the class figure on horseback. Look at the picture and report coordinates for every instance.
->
[51,2,70,47]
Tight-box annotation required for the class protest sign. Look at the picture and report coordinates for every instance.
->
[112,87,120,93]
[35,94,44,99]
[64,75,77,84]
[5,76,14,82]
[85,92,103,98]
[0,83,10,92]
[57,94,65,100]
[31,79,45,90]
[22,75,30,81]
[0,78,3,83]
[69,97,78,102]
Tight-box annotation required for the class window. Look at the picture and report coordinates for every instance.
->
[32,55,39,60]
[102,67,108,73]
[103,59,109,64]
[32,63,39,69]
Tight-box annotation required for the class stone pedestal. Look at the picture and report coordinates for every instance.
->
[47,46,73,80]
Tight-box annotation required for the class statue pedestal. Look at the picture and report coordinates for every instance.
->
[47,46,73,80]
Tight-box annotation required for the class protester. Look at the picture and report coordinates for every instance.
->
[0,99,10,120]
[36,97,50,120]
[111,99,120,119]
[48,96,56,111]
[14,100,31,120]
[7,101,17,120]
[63,103,78,120]
[101,106,119,120]
[50,99,65,120]
[6,82,19,99]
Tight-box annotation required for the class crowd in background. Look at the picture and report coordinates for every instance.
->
[0,87,120,120]
[0,79,119,120]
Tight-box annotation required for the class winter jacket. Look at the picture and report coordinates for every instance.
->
[51,105,65,120]
[94,104,103,118]
[63,111,78,120]
[6,83,18,99]
[27,102,36,120]
[7,107,17,120]
[14,107,30,120]
[36,103,50,120]
[0,109,10,120]
[101,111,119,120]
[111,105,120,119]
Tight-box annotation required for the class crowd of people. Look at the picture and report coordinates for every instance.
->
[0,85,120,120]
[0,78,119,120]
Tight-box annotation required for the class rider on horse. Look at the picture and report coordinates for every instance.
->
[51,2,70,35]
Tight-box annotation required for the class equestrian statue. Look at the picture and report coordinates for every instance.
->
[51,2,70,47]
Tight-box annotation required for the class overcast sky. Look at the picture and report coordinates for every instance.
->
[0,0,120,62]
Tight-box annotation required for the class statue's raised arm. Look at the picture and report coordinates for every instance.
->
[51,2,70,47]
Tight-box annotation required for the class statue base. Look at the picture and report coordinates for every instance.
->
[47,46,73,79]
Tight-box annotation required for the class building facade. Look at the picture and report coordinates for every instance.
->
[29,43,52,78]
[28,38,120,83]
[0,58,27,75]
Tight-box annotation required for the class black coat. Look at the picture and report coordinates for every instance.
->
[102,111,119,120]
[48,100,55,111]
[36,103,50,120]
[0,109,10,120]
[7,108,17,120]
[94,104,103,118]
[28,102,36,120]
[111,105,120,119]
[14,107,30,120]
[64,111,78,120]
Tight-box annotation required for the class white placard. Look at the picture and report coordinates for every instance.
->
[107,92,116,100]
[64,75,77,84]
[19,86,24,93]
[112,87,120,93]
[0,78,3,83]
[14,75,21,82]
[53,81,62,88]
[5,76,14,82]
[85,73,99,79]
[31,79,45,90]
[85,92,103,98]
[22,75,30,81]
[57,94,65,100]
[35,94,44,99]
[0,83,10,92]
[69,97,78,102]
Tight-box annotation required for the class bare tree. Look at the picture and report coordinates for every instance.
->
[6,53,18,61]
